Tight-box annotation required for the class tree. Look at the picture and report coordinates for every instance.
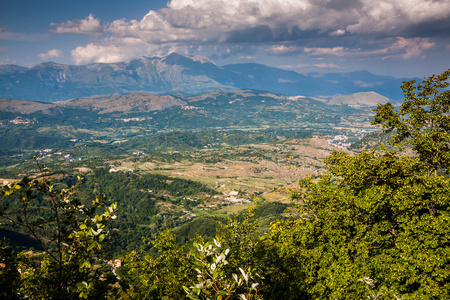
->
[372,69,450,175]
[117,204,284,300]
[265,70,450,298]
[270,149,450,298]
[183,239,262,300]
[116,230,196,299]
[0,158,118,299]
[0,240,21,300]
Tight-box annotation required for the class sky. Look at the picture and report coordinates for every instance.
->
[1,0,449,78]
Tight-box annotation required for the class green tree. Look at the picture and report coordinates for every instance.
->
[116,202,286,300]
[372,69,450,175]
[213,203,307,300]
[0,240,21,300]
[183,239,262,300]
[266,70,450,298]
[117,230,195,299]
[270,149,450,299]
[0,159,118,299]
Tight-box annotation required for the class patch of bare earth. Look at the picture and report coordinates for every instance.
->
[132,138,343,201]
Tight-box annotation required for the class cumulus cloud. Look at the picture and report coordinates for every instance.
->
[51,14,103,35]
[267,45,301,55]
[39,49,63,60]
[70,38,184,64]
[111,0,450,42]
[302,37,435,59]
[346,0,450,34]
[389,37,435,59]
[68,0,450,64]
[71,40,146,64]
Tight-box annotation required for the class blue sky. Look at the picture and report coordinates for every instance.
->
[1,0,449,77]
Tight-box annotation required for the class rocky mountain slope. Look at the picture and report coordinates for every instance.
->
[0,53,413,102]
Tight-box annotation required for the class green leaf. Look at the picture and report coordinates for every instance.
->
[86,242,96,251]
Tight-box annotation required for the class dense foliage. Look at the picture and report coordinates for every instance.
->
[275,150,450,298]
[1,70,449,299]
[0,159,119,299]
[373,69,450,175]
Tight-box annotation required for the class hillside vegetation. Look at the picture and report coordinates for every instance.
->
[0,70,449,299]
[0,89,375,169]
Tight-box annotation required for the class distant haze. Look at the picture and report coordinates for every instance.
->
[0,53,413,102]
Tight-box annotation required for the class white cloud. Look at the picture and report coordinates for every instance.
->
[51,14,103,35]
[162,0,450,39]
[302,37,435,59]
[389,37,435,59]
[329,29,346,36]
[280,63,340,69]
[70,38,183,64]
[304,47,350,57]
[39,49,63,60]
[71,42,140,64]
[267,45,300,55]
[347,0,450,34]
[314,63,340,68]
[68,0,450,64]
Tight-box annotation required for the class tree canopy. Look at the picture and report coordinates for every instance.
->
[372,69,450,175]
[1,69,450,299]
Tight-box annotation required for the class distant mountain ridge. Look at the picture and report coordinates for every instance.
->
[328,92,391,106]
[0,90,392,116]
[0,53,414,102]
[0,89,383,156]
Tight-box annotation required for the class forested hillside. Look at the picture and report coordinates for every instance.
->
[1,70,449,299]
[0,89,375,170]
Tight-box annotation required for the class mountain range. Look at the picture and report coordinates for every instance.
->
[0,90,391,116]
[0,53,414,102]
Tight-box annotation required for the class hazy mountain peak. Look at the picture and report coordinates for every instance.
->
[0,53,410,102]
[0,64,28,74]
[163,52,193,65]
[190,55,215,64]
[31,62,68,69]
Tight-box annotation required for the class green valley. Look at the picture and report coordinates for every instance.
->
[1,69,449,299]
